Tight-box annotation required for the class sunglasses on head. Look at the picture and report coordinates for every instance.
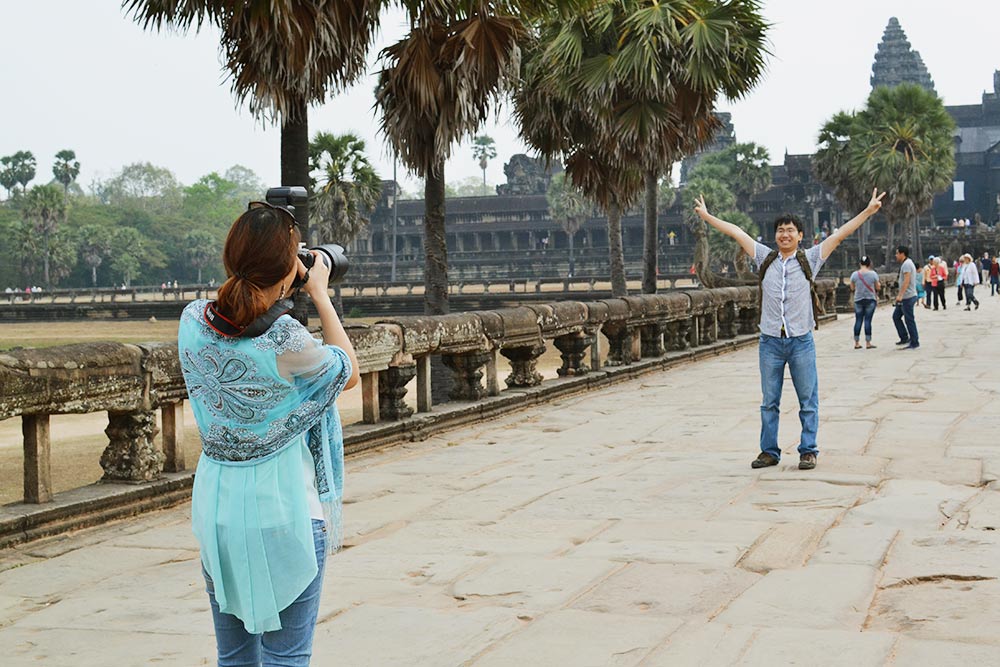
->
[247,201,299,228]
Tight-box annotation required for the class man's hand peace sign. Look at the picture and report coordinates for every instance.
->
[866,187,887,214]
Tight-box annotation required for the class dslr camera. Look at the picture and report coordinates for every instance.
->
[265,186,350,285]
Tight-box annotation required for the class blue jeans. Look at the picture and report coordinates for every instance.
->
[892,296,919,346]
[853,299,876,341]
[204,520,327,667]
[759,332,819,460]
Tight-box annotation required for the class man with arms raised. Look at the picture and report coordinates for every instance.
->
[694,188,885,470]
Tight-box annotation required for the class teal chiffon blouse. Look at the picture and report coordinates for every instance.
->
[178,300,351,633]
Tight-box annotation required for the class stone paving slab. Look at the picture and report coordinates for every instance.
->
[3,303,1000,665]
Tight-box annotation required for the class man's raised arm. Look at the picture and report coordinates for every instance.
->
[820,187,887,260]
[693,195,756,258]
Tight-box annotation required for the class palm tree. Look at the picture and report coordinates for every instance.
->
[124,0,382,263]
[184,229,218,283]
[858,84,955,256]
[309,131,381,315]
[52,149,81,195]
[22,184,67,287]
[471,135,497,195]
[514,0,768,296]
[815,112,873,256]
[77,224,113,288]
[816,84,955,259]
[696,142,771,213]
[546,173,591,277]
[375,1,527,315]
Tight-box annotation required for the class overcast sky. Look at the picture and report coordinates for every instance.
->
[1,1,997,196]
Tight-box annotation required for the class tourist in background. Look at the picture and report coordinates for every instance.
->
[980,253,991,285]
[989,255,999,296]
[892,245,920,350]
[954,259,964,304]
[959,253,980,310]
[694,187,885,471]
[850,256,880,349]
[178,203,360,664]
[934,257,948,310]
[921,259,933,309]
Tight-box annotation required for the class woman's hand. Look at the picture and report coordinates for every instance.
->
[296,251,332,302]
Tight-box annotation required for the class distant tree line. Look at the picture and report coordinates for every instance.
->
[0,149,266,290]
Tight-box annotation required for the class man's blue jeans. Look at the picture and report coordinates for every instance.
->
[204,520,327,667]
[892,296,919,346]
[759,332,819,460]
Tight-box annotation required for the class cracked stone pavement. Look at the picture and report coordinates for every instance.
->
[2,300,1000,666]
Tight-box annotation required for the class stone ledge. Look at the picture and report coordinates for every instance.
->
[0,332,765,549]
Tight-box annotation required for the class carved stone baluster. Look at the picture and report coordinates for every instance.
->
[101,410,163,482]
[441,351,492,401]
[679,317,694,349]
[640,323,666,357]
[603,326,634,366]
[379,364,417,421]
[500,344,546,387]
[553,333,593,376]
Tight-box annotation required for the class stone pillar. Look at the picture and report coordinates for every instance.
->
[603,326,634,366]
[160,401,186,473]
[101,410,163,482]
[485,349,500,396]
[490,233,500,251]
[678,317,693,349]
[640,323,666,358]
[500,344,546,387]
[379,364,416,421]
[441,351,491,401]
[22,414,52,503]
[739,306,759,335]
[362,371,380,424]
[588,328,603,370]
[416,355,432,412]
[553,333,593,376]
[718,304,739,339]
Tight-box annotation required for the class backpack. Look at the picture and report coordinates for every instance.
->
[757,249,824,329]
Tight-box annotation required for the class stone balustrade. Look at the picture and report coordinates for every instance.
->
[0,281,835,508]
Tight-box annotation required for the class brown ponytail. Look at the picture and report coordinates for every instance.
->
[215,207,301,327]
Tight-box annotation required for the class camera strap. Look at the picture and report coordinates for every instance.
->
[203,298,295,338]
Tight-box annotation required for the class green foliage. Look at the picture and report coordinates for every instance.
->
[815,84,956,228]
[547,172,592,236]
[472,135,498,195]
[77,224,114,287]
[95,162,183,213]
[681,175,757,265]
[309,131,381,246]
[1,151,37,196]
[110,227,145,287]
[2,160,264,288]
[694,142,771,212]
[22,184,69,286]
[52,150,81,193]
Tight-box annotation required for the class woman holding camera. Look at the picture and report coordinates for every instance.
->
[178,202,359,665]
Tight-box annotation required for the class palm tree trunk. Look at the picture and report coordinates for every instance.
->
[886,219,895,264]
[424,160,449,315]
[608,202,627,297]
[91,265,98,288]
[913,214,923,263]
[281,96,310,325]
[642,169,658,294]
[568,231,575,278]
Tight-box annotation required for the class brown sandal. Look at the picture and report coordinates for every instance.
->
[867,344,877,349]
[854,343,862,349]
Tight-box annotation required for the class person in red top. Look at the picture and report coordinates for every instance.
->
[929,257,947,310]
[990,256,999,296]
